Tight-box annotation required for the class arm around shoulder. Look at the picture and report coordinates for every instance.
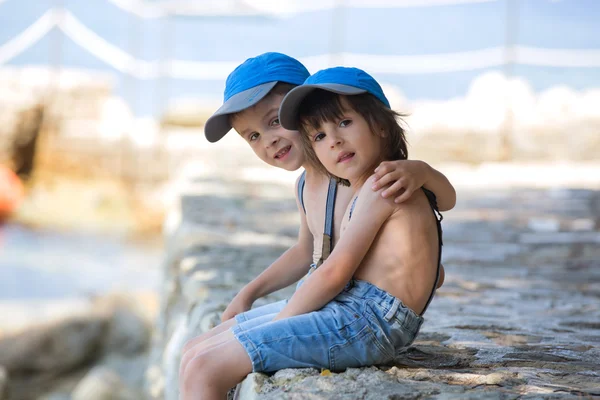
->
[421,162,456,211]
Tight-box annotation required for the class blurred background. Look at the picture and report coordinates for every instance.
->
[0,0,599,399]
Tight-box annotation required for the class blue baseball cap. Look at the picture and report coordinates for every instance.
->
[204,52,310,142]
[279,67,390,130]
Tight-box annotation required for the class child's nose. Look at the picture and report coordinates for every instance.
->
[329,136,342,149]
[266,134,279,148]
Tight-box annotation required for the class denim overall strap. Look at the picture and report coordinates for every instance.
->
[317,178,337,266]
[297,170,306,214]
[419,187,443,315]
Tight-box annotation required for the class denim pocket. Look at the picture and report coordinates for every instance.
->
[365,299,422,352]
[389,318,419,349]
[328,324,386,371]
[388,307,423,349]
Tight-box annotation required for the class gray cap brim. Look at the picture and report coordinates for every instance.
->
[204,81,278,143]
[279,83,367,130]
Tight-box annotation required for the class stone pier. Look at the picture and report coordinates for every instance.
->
[147,171,600,399]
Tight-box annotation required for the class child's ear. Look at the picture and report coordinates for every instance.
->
[370,118,386,137]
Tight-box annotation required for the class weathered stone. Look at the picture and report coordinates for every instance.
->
[94,295,153,355]
[71,366,139,400]
[0,366,7,400]
[148,175,600,399]
[0,316,106,374]
[0,291,158,400]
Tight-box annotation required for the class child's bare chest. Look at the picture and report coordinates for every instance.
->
[304,180,354,246]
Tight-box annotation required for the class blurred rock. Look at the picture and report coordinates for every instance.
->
[0,292,157,400]
[71,366,139,400]
[0,367,7,400]
[0,316,106,374]
[93,294,153,355]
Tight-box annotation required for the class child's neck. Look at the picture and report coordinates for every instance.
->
[348,177,365,194]
[302,164,327,182]
[302,163,317,175]
[348,161,380,193]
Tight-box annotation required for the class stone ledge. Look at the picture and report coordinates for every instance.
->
[147,180,600,399]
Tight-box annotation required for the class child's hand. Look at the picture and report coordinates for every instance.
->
[437,264,445,289]
[221,291,253,322]
[372,160,428,204]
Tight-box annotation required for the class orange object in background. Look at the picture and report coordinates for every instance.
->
[0,165,24,221]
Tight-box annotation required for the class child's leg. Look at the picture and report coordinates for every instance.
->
[182,330,252,400]
[182,299,287,354]
[178,317,237,381]
[179,300,286,387]
[182,309,336,400]
[181,317,235,355]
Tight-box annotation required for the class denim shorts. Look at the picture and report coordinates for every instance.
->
[231,279,424,373]
[235,299,287,324]
[233,267,311,331]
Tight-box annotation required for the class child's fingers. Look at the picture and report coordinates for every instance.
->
[394,187,414,203]
[374,161,390,173]
[374,161,395,177]
[372,171,398,190]
[381,179,405,198]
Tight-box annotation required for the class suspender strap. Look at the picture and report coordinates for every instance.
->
[317,178,338,266]
[297,170,306,214]
[420,187,443,315]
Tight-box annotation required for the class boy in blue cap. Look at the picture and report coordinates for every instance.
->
[180,55,455,398]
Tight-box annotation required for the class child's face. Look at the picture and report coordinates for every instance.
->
[231,93,305,171]
[305,97,382,183]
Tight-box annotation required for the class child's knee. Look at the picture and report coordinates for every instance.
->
[182,337,201,355]
[180,347,195,373]
[181,340,194,355]
[182,352,216,387]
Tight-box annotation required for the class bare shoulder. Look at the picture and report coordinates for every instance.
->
[357,175,397,213]
[390,188,435,221]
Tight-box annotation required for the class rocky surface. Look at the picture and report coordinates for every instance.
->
[0,366,7,400]
[148,172,600,399]
[0,294,155,400]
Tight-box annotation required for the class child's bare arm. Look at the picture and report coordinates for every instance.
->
[371,160,456,211]
[273,177,394,320]
[221,174,313,321]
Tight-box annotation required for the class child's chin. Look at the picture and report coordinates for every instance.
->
[277,160,302,172]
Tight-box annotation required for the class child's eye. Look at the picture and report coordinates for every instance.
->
[270,118,280,127]
[339,119,352,128]
[313,132,326,142]
[249,132,260,141]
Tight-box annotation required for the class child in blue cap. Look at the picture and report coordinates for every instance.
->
[180,56,455,398]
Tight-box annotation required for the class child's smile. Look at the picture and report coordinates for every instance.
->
[231,94,305,171]
[274,145,292,160]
